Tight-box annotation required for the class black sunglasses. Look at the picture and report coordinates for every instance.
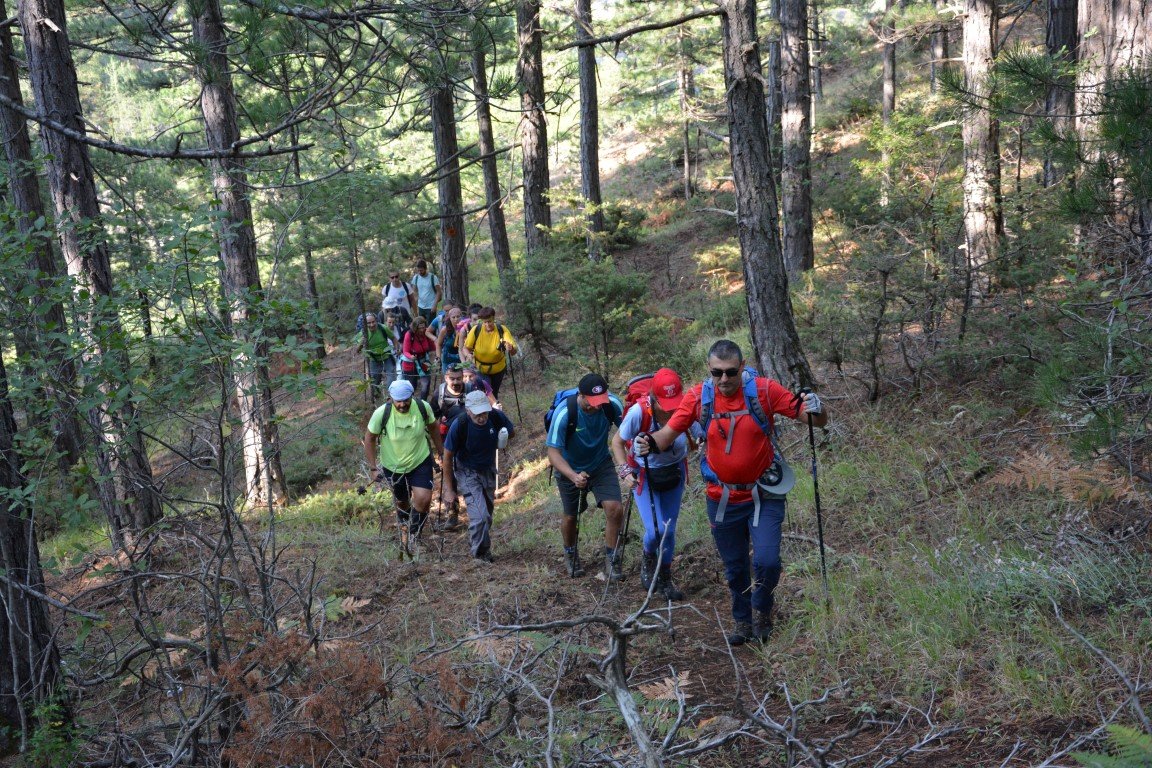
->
[710,367,741,379]
[446,363,465,372]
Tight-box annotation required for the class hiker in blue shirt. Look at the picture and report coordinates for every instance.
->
[546,373,626,581]
[411,259,441,323]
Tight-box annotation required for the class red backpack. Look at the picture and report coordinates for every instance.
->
[622,373,658,470]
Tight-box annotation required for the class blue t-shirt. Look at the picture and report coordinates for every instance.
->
[546,394,624,473]
[616,402,693,468]
[446,410,515,471]
[411,272,439,309]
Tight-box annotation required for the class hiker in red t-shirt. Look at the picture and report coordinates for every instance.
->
[635,339,828,646]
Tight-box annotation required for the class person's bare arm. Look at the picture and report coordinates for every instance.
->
[363,431,381,480]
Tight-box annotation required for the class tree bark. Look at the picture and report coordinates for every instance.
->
[780,0,814,274]
[720,0,814,388]
[930,0,950,92]
[517,0,552,255]
[576,0,605,260]
[1043,0,1077,186]
[810,0,823,101]
[289,119,325,359]
[765,0,783,182]
[0,349,61,753]
[880,0,897,206]
[678,26,696,200]
[961,0,1002,301]
[189,0,287,507]
[430,84,469,305]
[0,0,83,469]
[471,39,512,279]
[19,0,162,536]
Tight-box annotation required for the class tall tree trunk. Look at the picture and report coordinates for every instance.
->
[289,120,325,360]
[19,0,161,537]
[0,347,62,754]
[961,0,1002,301]
[931,0,950,92]
[575,0,605,260]
[430,84,468,305]
[517,0,552,255]
[0,0,83,469]
[810,0,823,101]
[766,0,783,181]
[189,0,287,507]
[678,26,696,200]
[720,0,814,388]
[1074,0,1150,260]
[780,0,815,274]
[471,39,512,280]
[880,0,897,206]
[1043,0,1077,186]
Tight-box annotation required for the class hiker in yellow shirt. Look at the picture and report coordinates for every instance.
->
[461,307,517,397]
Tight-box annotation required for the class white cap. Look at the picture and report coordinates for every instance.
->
[464,390,492,414]
[383,295,402,310]
[388,379,414,401]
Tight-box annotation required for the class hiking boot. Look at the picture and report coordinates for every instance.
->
[604,550,624,583]
[726,622,755,646]
[565,549,585,578]
[656,565,684,601]
[475,550,495,563]
[754,611,773,642]
[640,552,656,591]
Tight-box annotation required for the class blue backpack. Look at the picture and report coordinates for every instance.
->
[544,388,622,446]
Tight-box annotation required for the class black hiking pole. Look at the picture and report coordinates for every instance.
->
[502,343,523,423]
[613,489,634,571]
[436,458,445,532]
[799,388,831,607]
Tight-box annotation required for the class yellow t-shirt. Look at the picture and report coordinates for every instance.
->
[465,323,515,375]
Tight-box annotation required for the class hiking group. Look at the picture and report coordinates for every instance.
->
[359,263,829,645]
[360,261,519,561]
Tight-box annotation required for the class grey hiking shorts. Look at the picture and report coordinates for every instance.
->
[555,458,621,517]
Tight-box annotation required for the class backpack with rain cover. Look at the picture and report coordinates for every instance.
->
[698,367,795,523]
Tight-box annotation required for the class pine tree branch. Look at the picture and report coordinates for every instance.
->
[0,91,311,159]
[556,8,722,51]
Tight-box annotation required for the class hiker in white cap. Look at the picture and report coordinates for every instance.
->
[442,390,515,562]
[364,378,442,550]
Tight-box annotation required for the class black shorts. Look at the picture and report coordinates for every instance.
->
[555,458,622,517]
[379,454,435,504]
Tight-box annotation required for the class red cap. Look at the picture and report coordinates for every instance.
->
[650,368,685,412]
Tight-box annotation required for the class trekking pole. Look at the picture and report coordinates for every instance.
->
[502,344,523,423]
[614,489,634,571]
[436,457,445,532]
[641,455,664,594]
[799,388,831,608]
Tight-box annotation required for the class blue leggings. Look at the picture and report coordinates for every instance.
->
[707,496,786,624]
[633,479,684,565]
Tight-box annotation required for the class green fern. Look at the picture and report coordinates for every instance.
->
[1074,725,1152,768]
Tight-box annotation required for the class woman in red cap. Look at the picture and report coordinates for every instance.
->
[611,368,699,600]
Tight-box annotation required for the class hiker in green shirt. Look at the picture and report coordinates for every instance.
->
[364,379,443,550]
[356,312,398,399]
